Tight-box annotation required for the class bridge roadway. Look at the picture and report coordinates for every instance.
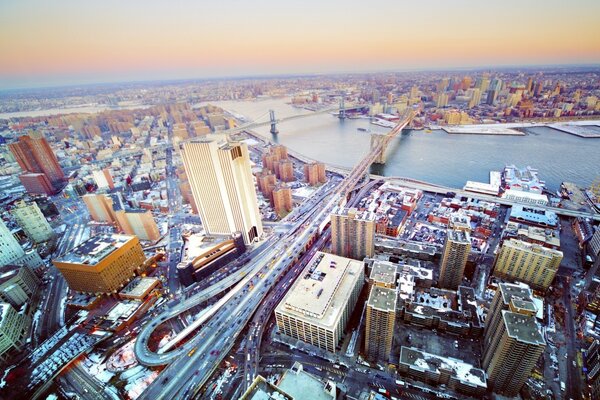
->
[134,112,416,399]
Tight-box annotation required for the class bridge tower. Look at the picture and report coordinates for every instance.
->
[370,133,387,164]
[339,97,346,120]
[269,109,279,134]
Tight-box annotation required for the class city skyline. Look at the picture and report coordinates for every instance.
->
[1,0,600,89]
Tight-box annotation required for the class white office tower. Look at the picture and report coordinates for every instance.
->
[181,135,263,244]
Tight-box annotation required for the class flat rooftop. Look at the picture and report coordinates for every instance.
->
[369,260,397,286]
[503,239,563,258]
[54,234,135,266]
[278,251,362,328]
[277,363,334,400]
[499,282,534,305]
[331,206,375,222]
[368,286,397,312]
[399,346,487,389]
[240,376,293,400]
[447,229,470,244]
[502,310,546,345]
[119,277,160,298]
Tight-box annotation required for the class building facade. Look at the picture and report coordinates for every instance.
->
[52,234,145,294]
[493,239,562,291]
[330,207,375,261]
[365,285,397,362]
[10,200,54,244]
[0,302,30,363]
[272,184,293,218]
[0,219,25,267]
[438,229,471,290]
[181,135,263,244]
[275,252,364,353]
[303,162,326,186]
[8,135,65,195]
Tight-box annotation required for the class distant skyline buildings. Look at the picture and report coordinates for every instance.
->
[0,1,599,89]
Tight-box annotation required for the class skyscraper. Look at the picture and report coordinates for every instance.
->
[0,219,25,267]
[438,229,471,290]
[365,285,397,362]
[330,206,375,261]
[181,135,263,244]
[8,135,65,195]
[484,311,545,396]
[493,239,562,291]
[10,200,54,244]
[468,88,482,108]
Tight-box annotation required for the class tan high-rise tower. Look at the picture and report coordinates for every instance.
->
[365,285,397,362]
[438,229,471,290]
[330,206,375,261]
[181,135,263,244]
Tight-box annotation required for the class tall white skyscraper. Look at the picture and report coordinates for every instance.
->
[0,219,25,267]
[10,200,54,244]
[181,135,263,244]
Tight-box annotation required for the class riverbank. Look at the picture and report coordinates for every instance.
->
[436,119,600,138]
[442,126,525,136]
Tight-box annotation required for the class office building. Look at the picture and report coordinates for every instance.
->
[468,88,482,109]
[275,252,364,353]
[303,162,326,186]
[436,92,449,108]
[181,135,263,244]
[53,234,145,294]
[0,302,30,363]
[330,206,375,261]
[365,285,397,362]
[10,200,54,244]
[83,193,117,223]
[272,184,293,218]
[482,310,545,396]
[438,229,471,290]
[8,135,65,195]
[493,239,562,291]
[83,193,160,241]
[92,168,115,190]
[114,209,160,242]
[0,265,40,307]
[0,220,25,267]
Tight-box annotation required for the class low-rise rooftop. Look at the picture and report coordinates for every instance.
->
[399,346,487,389]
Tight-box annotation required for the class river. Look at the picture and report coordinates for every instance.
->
[200,98,600,192]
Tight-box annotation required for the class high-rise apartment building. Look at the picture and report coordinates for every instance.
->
[493,239,562,291]
[52,234,145,294]
[181,135,263,244]
[0,220,25,267]
[10,200,54,244]
[275,252,364,353]
[277,159,295,182]
[0,265,40,308]
[365,285,397,362]
[436,92,449,108]
[438,229,471,290]
[82,193,117,223]
[272,184,293,218]
[585,339,600,400]
[330,206,376,261]
[303,162,326,186]
[8,135,65,195]
[482,310,545,396]
[482,282,545,396]
[468,88,482,109]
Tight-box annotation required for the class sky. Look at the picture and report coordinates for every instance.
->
[1,0,599,89]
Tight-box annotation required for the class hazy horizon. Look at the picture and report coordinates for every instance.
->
[1,0,599,90]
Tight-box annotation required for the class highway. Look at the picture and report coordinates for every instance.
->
[133,111,416,399]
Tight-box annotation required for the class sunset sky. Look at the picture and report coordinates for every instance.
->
[1,0,599,89]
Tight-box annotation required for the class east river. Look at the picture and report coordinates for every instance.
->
[204,98,600,192]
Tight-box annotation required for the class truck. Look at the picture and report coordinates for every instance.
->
[378,388,390,397]
[560,381,565,392]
